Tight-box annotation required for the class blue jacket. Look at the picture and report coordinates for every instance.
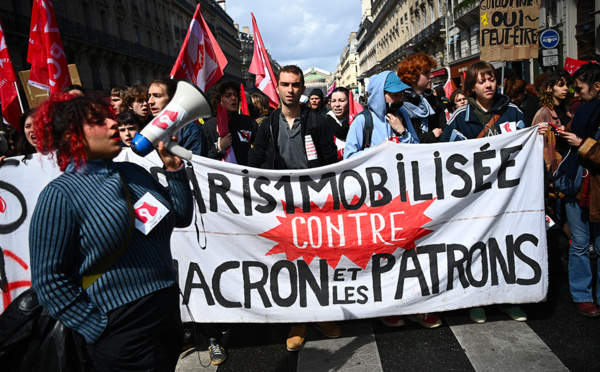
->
[441,94,525,142]
[344,71,419,159]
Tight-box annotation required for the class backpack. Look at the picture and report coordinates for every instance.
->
[358,111,374,150]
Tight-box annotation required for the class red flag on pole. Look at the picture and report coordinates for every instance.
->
[249,13,279,109]
[171,4,228,91]
[443,79,456,98]
[0,19,23,130]
[348,91,364,125]
[564,57,588,76]
[239,84,249,115]
[27,0,71,93]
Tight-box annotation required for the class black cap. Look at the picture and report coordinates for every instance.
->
[309,89,324,99]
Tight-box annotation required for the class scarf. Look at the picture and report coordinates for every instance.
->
[326,111,350,141]
[403,94,435,133]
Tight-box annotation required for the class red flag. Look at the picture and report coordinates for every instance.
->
[249,13,279,109]
[0,19,22,130]
[564,57,588,75]
[171,4,228,91]
[27,0,71,93]
[327,81,337,96]
[239,84,249,115]
[443,79,455,98]
[348,91,364,125]
[216,104,237,164]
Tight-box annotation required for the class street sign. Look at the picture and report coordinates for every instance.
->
[542,48,558,56]
[540,30,560,49]
[543,56,559,66]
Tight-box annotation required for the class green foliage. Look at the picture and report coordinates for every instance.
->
[454,0,478,14]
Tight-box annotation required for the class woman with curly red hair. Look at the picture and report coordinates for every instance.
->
[396,53,446,143]
[30,93,193,371]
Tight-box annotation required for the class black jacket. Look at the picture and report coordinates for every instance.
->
[202,113,258,165]
[247,107,338,169]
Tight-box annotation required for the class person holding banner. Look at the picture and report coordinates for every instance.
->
[29,93,193,371]
[202,80,258,165]
[440,61,527,323]
[554,62,600,317]
[343,71,443,328]
[247,65,340,352]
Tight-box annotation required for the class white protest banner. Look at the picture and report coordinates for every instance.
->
[0,127,547,322]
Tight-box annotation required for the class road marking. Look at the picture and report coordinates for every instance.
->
[176,348,217,372]
[449,321,569,372]
[298,322,383,372]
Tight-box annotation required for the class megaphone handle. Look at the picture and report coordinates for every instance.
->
[164,138,193,160]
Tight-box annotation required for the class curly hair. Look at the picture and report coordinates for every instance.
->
[538,70,571,110]
[34,94,113,171]
[396,53,437,86]
[123,83,149,108]
[209,80,240,114]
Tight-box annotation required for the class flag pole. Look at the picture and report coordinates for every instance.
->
[13,82,24,113]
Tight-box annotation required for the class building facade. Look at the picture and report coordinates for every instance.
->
[356,0,446,83]
[351,0,598,91]
[1,0,243,103]
[338,32,360,93]
[303,67,332,96]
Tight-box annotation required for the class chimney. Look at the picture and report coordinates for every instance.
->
[242,26,250,34]
[216,0,226,12]
[234,23,239,30]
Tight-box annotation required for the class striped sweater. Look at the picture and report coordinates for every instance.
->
[29,159,193,343]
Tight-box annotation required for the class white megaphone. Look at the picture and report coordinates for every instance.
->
[130,80,212,160]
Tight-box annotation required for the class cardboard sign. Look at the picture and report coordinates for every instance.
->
[480,0,541,61]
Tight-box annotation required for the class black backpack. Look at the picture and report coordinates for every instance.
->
[357,111,374,150]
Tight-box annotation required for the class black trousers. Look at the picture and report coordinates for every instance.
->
[85,286,183,372]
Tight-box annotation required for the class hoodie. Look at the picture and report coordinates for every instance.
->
[344,71,419,159]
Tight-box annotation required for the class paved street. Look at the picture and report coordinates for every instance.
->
[176,271,600,371]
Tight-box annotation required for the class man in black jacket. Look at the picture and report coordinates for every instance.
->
[247,65,339,351]
[247,65,338,169]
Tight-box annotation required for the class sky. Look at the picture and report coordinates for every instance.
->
[225,0,363,73]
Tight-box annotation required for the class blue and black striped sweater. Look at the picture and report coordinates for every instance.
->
[29,159,193,343]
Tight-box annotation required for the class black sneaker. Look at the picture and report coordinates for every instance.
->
[208,338,227,365]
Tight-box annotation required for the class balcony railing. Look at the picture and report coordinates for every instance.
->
[409,17,444,46]
[454,0,479,22]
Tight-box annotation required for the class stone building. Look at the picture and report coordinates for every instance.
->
[303,67,332,96]
[0,0,242,101]
[356,0,446,84]
[338,32,360,94]
[445,0,594,88]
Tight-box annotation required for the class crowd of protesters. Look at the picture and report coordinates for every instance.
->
[1,53,600,371]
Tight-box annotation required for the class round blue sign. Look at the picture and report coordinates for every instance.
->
[540,30,560,49]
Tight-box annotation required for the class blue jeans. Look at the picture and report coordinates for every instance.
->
[565,196,600,304]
